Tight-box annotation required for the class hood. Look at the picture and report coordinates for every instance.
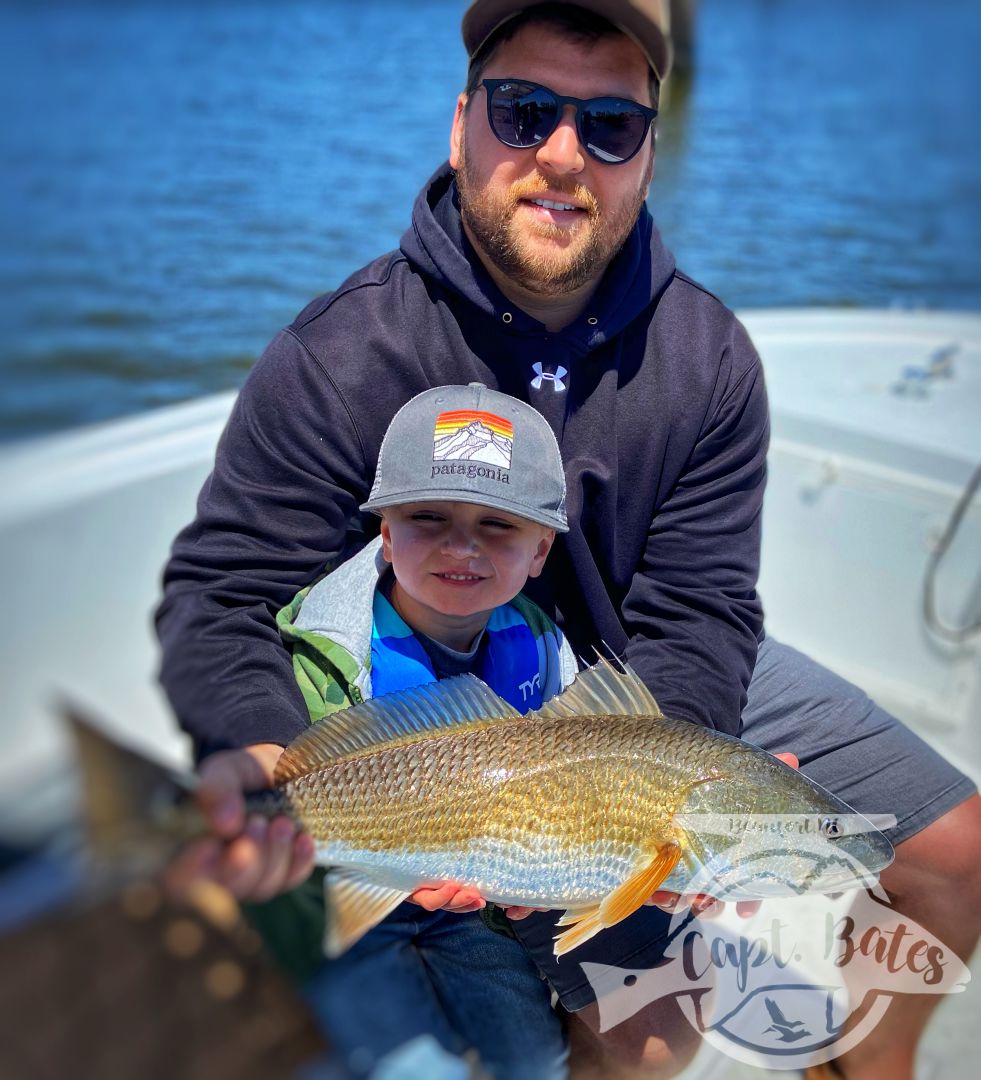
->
[291,536,389,700]
[399,162,677,349]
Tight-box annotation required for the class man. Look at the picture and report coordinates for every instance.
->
[157,3,980,1077]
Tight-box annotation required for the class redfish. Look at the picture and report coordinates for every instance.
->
[72,659,894,958]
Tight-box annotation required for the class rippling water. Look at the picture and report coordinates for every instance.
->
[2,0,979,440]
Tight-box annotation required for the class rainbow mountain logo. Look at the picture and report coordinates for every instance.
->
[433,410,513,468]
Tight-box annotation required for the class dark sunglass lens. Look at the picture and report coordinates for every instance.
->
[581,100,649,163]
[489,83,559,148]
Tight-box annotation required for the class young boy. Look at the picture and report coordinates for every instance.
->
[272,383,576,1079]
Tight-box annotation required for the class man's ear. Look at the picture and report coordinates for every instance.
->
[379,517,393,564]
[527,528,556,578]
[449,92,468,169]
[642,141,655,196]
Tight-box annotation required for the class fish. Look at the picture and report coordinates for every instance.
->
[70,658,895,961]
[0,850,327,1080]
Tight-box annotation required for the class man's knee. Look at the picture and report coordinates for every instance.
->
[888,793,981,911]
[745,637,875,730]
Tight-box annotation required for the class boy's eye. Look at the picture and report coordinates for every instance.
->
[483,519,516,530]
[410,512,444,523]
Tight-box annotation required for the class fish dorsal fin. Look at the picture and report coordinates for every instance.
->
[275,674,519,782]
[525,655,663,721]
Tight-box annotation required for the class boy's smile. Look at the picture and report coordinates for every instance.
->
[379,501,555,651]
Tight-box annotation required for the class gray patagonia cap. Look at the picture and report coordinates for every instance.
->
[361,383,568,532]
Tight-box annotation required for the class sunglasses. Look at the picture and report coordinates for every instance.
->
[480,79,657,165]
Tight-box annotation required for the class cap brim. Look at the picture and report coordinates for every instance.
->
[360,490,569,533]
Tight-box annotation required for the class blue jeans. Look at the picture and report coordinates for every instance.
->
[304,901,568,1080]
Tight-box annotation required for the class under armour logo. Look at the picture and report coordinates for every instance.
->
[531,363,568,392]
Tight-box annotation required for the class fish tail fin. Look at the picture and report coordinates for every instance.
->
[65,705,198,869]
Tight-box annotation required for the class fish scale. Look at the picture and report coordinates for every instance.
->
[265,660,894,955]
[64,657,895,959]
[284,713,715,905]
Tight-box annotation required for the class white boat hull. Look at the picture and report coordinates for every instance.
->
[1,308,978,838]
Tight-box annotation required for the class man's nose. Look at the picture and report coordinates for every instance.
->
[535,105,584,176]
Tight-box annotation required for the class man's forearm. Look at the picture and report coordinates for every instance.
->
[156,584,311,757]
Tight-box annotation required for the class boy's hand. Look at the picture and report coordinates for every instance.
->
[164,743,316,903]
[645,752,800,919]
[503,905,549,920]
[408,883,486,914]
[408,885,546,918]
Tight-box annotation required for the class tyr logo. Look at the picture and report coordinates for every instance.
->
[518,673,542,701]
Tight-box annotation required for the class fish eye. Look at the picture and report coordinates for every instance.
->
[820,817,843,838]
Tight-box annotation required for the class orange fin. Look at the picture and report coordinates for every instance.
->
[556,906,598,927]
[599,842,682,926]
[553,904,604,956]
[552,843,683,957]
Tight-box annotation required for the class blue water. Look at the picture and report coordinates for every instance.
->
[2,0,979,441]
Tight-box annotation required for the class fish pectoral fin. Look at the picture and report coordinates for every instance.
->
[555,905,598,927]
[323,870,410,958]
[598,841,683,927]
[551,843,683,958]
[553,904,604,956]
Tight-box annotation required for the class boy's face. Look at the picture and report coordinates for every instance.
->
[379,501,555,646]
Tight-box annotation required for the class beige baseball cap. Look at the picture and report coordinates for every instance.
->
[462,0,673,81]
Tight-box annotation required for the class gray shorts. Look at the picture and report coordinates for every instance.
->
[511,635,978,1012]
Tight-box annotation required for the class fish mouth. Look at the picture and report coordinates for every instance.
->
[675,797,896,900]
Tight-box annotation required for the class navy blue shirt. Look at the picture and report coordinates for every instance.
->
[156,164,767,755]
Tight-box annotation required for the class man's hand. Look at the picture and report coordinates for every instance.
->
[164,743,316,903]
[645,751,801,919]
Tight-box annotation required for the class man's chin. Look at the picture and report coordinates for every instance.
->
[497,234,598,294]
[510,256,596,295]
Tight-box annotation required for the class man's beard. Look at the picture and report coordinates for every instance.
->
[455,139,648,297]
